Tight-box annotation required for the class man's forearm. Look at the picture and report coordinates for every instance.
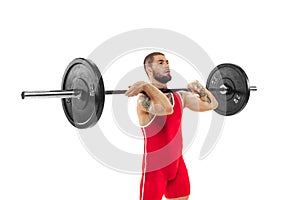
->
[142,83,173,115]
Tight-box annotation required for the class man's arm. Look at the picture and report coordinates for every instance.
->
[181,80,219,112]
[125,81,173,124]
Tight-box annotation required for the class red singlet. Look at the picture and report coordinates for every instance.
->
[140,92,190,200]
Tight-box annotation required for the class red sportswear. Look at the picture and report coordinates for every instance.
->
[140,92,190,200]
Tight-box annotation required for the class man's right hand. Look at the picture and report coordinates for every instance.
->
[125,81,148,97]
[187,80,207,98]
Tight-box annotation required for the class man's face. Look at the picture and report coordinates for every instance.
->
[150,55,172,84]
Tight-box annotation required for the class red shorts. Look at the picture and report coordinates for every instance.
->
[140,156,190,200]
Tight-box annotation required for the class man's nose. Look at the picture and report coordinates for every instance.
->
[163,62,169,67]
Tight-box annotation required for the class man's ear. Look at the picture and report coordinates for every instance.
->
[146,65,152,75]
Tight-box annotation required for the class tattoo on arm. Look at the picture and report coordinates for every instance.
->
[195,85,212,104]
[202,95,212,104]
[141,95,151,111]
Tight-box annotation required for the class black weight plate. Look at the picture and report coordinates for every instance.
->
[61,58,105,129]
[206,63,250,116]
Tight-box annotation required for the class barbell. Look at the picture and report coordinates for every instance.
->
[21,58,257,129]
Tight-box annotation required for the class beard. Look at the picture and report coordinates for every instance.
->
[153,71,172,84]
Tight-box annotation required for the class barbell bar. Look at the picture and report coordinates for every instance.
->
[21,58,257,128]
[21,87,257,98]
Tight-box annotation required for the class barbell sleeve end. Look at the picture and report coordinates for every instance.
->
[249,86,257,91]
[21,90,82,99]
[21,91,25,99]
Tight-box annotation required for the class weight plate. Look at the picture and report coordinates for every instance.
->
[206,63,250,116]
[61,58,105,129]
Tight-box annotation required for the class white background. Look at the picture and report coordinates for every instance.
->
[1,0,299,199]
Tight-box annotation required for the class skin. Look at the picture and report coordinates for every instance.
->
[125,54,218,200]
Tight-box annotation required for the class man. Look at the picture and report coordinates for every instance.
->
[125,52,218,200]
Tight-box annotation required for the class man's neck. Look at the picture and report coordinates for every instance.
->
[150,80,168,89]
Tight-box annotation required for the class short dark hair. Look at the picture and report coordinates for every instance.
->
[143,52,165,77]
